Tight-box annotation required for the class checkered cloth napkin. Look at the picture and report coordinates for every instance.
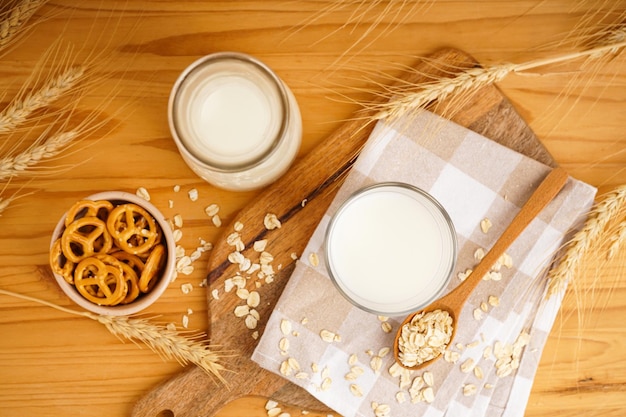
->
[252,109,596,417]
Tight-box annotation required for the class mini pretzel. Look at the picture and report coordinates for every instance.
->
[96,253,142,304]
[50,238,75,284]
[74,257,128,306]
[61,217,113,263]
[106,203,160,255]
[64,199,114,227]
[139,244,165,293]
[111,250,145,276]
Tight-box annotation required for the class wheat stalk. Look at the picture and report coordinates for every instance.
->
[607,220,626,260]
[0,288,229,383]
[369,26,626,122]
[0,130,78,180]
[0,0,47,50]
[0,65,86,134]
[546,184,626,298]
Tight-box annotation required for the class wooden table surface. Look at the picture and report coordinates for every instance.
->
[0,1,625,416]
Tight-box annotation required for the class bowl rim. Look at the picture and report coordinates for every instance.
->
[50,191,175,316]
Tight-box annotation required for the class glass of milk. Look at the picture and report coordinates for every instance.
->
[168,52,302,191]
[324,182,457,316]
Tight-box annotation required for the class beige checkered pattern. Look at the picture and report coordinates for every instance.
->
[253,110,596,417]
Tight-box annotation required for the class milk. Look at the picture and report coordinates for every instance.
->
[169,52,301,191]
[325,183,457,315]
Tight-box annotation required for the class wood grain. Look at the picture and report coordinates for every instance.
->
[0,1,624,417]
[132,47,555,417]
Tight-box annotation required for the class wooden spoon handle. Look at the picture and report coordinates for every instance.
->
[453,166,569,304]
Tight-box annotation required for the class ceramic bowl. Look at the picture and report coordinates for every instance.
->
[49,191,175,316]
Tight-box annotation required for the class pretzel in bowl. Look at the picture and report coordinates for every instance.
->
[64,199,114,227]
[50,238,75,284]
[51,198,168,308]
[139,244,166,293]
[73,257,128,306]
[61,217,113,263]
[96,254,141,304]
[106,203,160,255]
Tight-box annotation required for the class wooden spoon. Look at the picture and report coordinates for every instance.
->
[393,166,570,370]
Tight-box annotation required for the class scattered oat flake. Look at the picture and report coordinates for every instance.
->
[247,291,261,307]
[423,371,434,387]
[381,322,392,333]
[211,289,219,300]
[234,221,244,232]
[182,314,189,328]
[181,283,193,294]
[245,314,258,329]
[463,384,477,396]
[460,358,475,373]
[395,391,406,403]
[480,218,492,233]
[173,214,183,228]
[320,377,332,391]
[320,329,336,343]
[212,215,222,227]
[350,384,363,397]
[279,337,290,352]
[423,386,435,403]
[268,407,282,417]
[348,354,358,366]
[458,268,472,281]
[254,239,268,252]
[308,252,319,267]
[234,305,250,317]
[264,213,281,230]
[188,188,198,201]
[488,295,500,307]
[280,319,292,335]
[136,187,150,201]
[205,203,220,217]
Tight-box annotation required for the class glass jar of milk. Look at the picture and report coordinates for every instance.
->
[168,52,302,191]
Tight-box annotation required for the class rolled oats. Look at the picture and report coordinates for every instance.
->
[264,213,281,230]
[234,305,250,317]
[480,218,492,233]
[397,309,453,367]
[204,203,220,217]
[460,358,475,373]
[136,187,150,201]
[349,384,363,397]
[308,252,319,267]
[463,384,477,396]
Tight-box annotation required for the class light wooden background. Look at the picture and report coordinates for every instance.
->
[0,1,625,416]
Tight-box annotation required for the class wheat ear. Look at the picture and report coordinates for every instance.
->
[0,130,78,180]
[371,26,626,122]
[0,288,228,383]
[546,185,626,298]
[0,0,47,49]
[0,65,86,134]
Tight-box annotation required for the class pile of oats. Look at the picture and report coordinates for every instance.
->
[397,309,453,368]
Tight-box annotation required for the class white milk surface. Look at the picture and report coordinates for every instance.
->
[188,75,276,164]
[326,185,456,315]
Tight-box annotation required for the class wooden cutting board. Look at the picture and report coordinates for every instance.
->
[132,48,555,417]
